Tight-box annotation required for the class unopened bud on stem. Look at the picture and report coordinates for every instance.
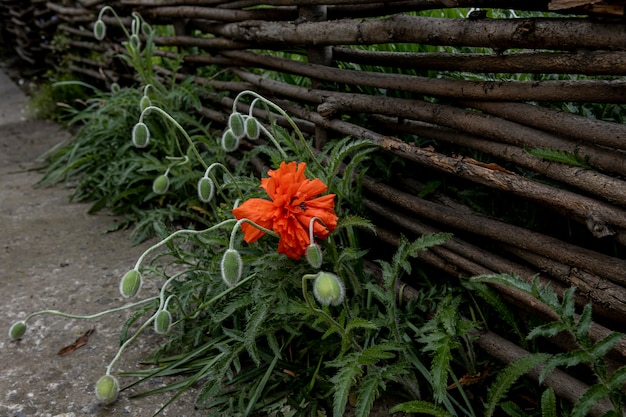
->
[221,249,242,287]
[120,269,142,298]
[95,375,119,404]
[313,272,345,306]
[8,321,27,340]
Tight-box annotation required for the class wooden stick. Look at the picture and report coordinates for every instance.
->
[332,47,626,76]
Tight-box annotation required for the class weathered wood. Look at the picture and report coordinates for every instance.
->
[219,49,626,103]
[143,5,296,22]
[476,330,614,417]
[371,115,626,207]
[231,68,626,176]
[209,14,626,50]
[332,47,626,76]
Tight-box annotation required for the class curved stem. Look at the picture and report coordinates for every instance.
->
[235,90,324,171]
[97,6,131,39]
[133,219,238,270]
[105,308,157,375]
[23,297,157,324]
[139,105,208,170]
[205,162,244,201]
[228,218,278,250]
[301,274,359,351]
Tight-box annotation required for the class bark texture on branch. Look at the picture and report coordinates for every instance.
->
[209,15,626,50]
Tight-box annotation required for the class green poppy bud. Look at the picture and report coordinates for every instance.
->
[110,83,121,93]
[141,22,152,36]
[244,116,260,140]
[119,269,142,298]
[139,95,151,112]
[152,174,170,195]
[313,272,345,306]
[228,113,245,139]
[221,249,242,287]
[221,129,239,152]
[9,321,27,340]
[197,176,215,203]
[129,34,141,51]
[93,20,106,41]
[154,310,172,334]
[305,243,323,269]
[95,375,119,404]
[132,122,150,148]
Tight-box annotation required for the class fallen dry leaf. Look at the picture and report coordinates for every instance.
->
[58,328,95,356]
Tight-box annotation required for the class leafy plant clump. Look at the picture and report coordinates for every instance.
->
[10,8,626,417]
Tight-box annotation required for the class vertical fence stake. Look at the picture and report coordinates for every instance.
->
[299,5,331,149]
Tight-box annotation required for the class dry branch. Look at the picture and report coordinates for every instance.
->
[231,68,626,175]
[362,177,626,286]
[460,100,626,151]
[371,116,626,207]
[221,49,626,103]
[208,14,626,50]
[365,198,626,323]
[379,137,626,238]
[142,5,296,22]
[332,47,626,76]
[476,330,614,417]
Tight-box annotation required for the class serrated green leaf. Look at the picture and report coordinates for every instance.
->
[539,350,593,383]
[330,359,362,417]
[355,368,384,417]
[390,400,453,416]
[541,388,557,417]
[576,303,593,342]
[431,339,452,403]
[570,383,610,417]
[346,318,379,334]
[484,353,550,417]
[591,332,625,360]
[527,321,569,340]
[608,365,626,388]
[358,344,398,365]
[500,401,532,417]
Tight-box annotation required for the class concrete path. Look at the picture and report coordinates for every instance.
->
[0,67,203,416]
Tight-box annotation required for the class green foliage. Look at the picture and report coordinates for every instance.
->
[525,148,591,169]
[472,274,626,416]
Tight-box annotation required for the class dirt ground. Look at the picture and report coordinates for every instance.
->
[0,64,205,416]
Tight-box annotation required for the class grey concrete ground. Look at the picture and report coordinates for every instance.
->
[0,67,203,416]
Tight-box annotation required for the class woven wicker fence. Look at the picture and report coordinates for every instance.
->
[2,0,626,409]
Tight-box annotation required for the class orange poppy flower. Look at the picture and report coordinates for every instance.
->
[232,161,337,260]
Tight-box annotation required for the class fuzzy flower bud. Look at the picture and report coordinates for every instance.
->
[141,22,152,36]
[221,249,242,287]
[228,113,246,139]
[244,116,260,140]
[8,321,27,340]
[93,20,106,41]
[120,269,142,298]
[305,243,323,269]
[132,122,150,148]
[313,272,345,306]
[152,174,170,195]
[221,129,239,152]
[154,309,172,334]
[95,375,119,404]
[197,176,215,203]
[139,95,151,112]
[110,83,120,93]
